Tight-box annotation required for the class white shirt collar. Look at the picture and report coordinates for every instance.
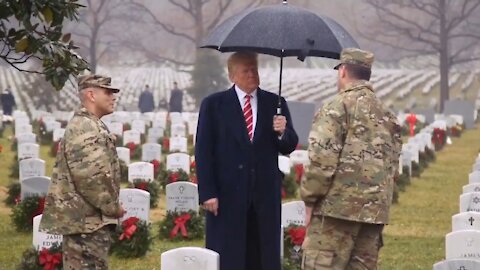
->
[235,85,257,100]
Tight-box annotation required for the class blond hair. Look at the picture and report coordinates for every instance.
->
[227,51,258,76]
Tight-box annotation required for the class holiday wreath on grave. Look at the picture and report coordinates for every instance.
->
[18,243,63,270]
[11,196,45,232]
[129,178,160,208]
[158,210,204,241]
[110,217,152,258]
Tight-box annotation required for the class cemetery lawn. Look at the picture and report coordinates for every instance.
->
[0,124,479,269]
[379,125,480,269]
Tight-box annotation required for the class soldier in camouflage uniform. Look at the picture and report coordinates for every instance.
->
[40,75,125,270]
[300,48,402,270]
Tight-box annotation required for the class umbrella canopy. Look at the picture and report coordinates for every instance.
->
[201,0,359,112]
[201,1,358,60]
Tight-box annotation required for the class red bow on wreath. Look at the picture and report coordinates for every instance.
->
[150,160,160,177]
[31,197,46,223]
[294,164,304,184]
[163,137,170,152]
[288,226,306,246]
[169,213,191,239]
[136,182,148,191]
[119,217,140,240]
[169,172,180,183]
[406,114,417,137]
[432,128,445,146]
[126,142,136,158]
[39,248,62,270]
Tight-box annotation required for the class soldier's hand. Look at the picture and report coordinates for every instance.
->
[116,206,126,218]
[305,206,313,227]
[273,115,287,135]
[203,198,219,216]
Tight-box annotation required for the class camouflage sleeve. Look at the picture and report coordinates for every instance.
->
[64,118,121,217]
[300,99,346,207]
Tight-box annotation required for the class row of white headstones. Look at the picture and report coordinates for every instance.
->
[433,156,480,270]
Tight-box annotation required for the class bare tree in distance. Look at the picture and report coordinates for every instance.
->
[356,0,480,112]
[68,0,126,73]
[127,0,268,66]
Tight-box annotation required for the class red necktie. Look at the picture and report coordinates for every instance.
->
[243,95,253,141]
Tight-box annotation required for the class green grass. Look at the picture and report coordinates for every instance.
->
[1,124,480,269]
[378,125,480,269]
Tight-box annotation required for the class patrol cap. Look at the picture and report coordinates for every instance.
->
[334,48,374,70]
[77,74,120,93]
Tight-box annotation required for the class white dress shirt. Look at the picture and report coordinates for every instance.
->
[235,85,258,139]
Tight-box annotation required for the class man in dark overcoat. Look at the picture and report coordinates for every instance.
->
[196,51,298,270]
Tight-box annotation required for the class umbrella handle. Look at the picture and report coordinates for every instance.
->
[277,56,283,115]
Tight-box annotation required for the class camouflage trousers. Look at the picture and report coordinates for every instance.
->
[302,216,384,270]
[63,226,113,270]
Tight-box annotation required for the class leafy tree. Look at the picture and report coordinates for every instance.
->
[0,0,89,90]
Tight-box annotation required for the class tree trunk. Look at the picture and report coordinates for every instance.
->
[439,0,449,113]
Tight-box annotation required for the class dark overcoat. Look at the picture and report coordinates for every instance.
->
[195,86,298,270]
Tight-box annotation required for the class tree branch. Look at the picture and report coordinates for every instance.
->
[128,0,196,44]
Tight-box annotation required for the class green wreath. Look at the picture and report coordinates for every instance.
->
[119,160,129,183]
[282,224,305,270]
[110,217,152,258]
[5,182,21,206]
[18,242,63,270]
[158,210,204,241]
[282,172,298,199]
[11,196,45,232]
[9,156,19,179]
[129,179,160,208]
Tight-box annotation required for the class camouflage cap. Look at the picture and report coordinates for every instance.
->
[77,74,120,93]
[334,48,374,70]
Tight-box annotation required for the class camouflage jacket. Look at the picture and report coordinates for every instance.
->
[300,80,402,224]
[40,107,121,235]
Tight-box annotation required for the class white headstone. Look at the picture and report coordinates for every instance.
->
[187,121,197,136]
[401,151,412,176]
[463,183,480,194]
[14,116,30,127]
[15,124,33,137]
[166,182,199,212]
[119,189,150,222]
[452,212,480,232]
[161,247,219,270]
[21,176,51,200]
[33,215,62,250]
[131,119,146,134]
[123,130,141,145]
[289,150,309,166]
[469,171,480,184]
[116,147,130,165]
[152,115,167,129]
[128,162,154,183]
[170,137,188,153]
[403,143,419,163]
[45,121,61,132]
[16,132,36,144]
[169,112,183,124]
[281,201,306,227]
[171,123,187,138]
[18,143,40,160]
[19,158,45,181]
[278,156,291,175]
[52,128,65,142]
[147,127,164,143]
[106,122,123,136]
[141,143,162,162]
[166,153,190,172]
[433,259,480,270]
[446,230,480,260]
[460,192,480,213]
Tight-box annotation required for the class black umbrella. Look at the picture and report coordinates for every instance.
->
[201,0,359,113]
